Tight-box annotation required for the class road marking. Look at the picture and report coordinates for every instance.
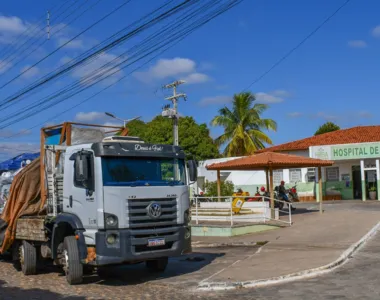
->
[199,246,263,284]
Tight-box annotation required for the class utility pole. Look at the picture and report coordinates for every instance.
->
[162,80,186,146]
[47,11,50,40]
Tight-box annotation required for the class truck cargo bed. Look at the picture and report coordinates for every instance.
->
[15,217,48,242]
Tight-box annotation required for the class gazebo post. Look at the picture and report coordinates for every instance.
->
[265,168,270,192]
[269,165,275,219]
[318,166,323,214]
[217,170,221,202]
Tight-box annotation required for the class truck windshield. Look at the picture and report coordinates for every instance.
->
[102,157,186,186]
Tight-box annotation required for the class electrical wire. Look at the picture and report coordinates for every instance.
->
[0,0,106,84]
[242,0,351,91]
[0,0,225,122]
[1,0,241,136]
[0,0,77,73]
[0,0,187,109]
[0,0,72,61]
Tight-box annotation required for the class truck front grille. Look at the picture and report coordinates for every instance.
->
[127,198,177,228]
[127,198,178,253]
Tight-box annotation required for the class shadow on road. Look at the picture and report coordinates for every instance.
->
[0,279,85,299]
[84,251,224,286]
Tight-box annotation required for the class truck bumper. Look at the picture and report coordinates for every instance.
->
[91,225,191,266]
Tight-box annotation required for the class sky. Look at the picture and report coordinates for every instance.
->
[0,0,379,161]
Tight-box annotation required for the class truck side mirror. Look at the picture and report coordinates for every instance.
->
[187,160,198,182]
[75,153,89,182]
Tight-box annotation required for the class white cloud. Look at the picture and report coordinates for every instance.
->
[134,57,198,83]
[75,111,105,122]
[0,142,39,156]
[57,37,84,49]
[348,40,367,48]
[316,112,339,121]
[181,72,210,84]
[0,128,31,138]
[357,111,373,118]
[271,90,292,98]
[0,16,28,35]
[0,60,12,74]
[372,25,380,37]
[199,95,231,106]
[0,15,38,45]
[64,52,124,86]
[287,112,302,118]
[20,65,40,79]
[255,92,284,104]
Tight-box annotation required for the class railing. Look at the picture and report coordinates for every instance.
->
[189,195,293,227]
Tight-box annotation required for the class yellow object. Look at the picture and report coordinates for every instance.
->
[232,191,250,214]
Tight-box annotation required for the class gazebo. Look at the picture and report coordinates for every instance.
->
[206,152,334,214]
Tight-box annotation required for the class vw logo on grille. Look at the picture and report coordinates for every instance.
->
[147,202,162,219]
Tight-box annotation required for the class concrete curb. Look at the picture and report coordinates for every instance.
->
[198,221,380,291]
[192,241,264,248]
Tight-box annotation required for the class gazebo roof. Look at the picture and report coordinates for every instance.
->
[206,152,334,171]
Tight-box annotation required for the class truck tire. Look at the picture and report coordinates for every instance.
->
[20,240,37,275]
[146,257,168,272]
[63,236,83,285]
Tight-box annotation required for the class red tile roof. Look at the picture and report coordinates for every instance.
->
[206,152,334,171]
[256,126,380,153]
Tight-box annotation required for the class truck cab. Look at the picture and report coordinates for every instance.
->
[62,136,193,267]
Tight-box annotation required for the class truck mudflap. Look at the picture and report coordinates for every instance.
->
[88,225,191,266]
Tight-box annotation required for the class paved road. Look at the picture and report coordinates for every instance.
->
[1,232,380,299]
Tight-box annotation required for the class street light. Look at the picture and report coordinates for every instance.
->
[105,112,141,127]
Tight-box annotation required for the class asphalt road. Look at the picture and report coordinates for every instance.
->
[1,231,380,299]
[1,201,379,300]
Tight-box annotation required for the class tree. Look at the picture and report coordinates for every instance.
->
[314,122,340,136]
[211,92,277,157]
[122,116,220,161]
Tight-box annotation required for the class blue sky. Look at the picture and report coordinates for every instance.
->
[0,0,379,161]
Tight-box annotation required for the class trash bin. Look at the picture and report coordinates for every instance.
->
[232,190,250,214]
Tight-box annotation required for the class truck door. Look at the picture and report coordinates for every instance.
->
[63,150,99,231]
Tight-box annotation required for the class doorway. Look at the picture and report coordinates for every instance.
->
[352,166,362,199]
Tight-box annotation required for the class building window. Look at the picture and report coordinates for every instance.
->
[326,167,339,182]
[306,168,316,182]
[273,170,283,186]
[289,169,302,183]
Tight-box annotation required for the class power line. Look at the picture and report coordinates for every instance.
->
[0,0,71,60]
[0,0,235,125]
[242,0,351,91]
[0,0,187,110]
[0,0,77,73]
[0,0,104,84]
[1,0,241,136]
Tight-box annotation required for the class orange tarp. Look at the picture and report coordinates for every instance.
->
[0,158,45,253]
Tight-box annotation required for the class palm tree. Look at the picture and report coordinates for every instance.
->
[211,92,277,157]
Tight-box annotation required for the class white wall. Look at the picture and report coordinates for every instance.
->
[197,150,312,192]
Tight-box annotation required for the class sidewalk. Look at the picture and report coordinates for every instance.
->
[191,202,380,289]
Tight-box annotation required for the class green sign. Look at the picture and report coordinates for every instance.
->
[331,143,380,160]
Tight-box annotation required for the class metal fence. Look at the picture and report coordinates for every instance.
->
[189,195,293,226]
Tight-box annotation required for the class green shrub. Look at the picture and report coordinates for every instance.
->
[203,180,235,197]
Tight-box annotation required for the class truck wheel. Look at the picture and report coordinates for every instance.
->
[146,257,168,272]
[63,236,83,285]
[19,240,37,275]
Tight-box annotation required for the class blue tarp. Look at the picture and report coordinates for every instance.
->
[0,153,40,171]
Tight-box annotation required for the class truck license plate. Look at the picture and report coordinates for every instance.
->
[148,238,165,247]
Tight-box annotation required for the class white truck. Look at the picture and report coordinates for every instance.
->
[1,123,196,285]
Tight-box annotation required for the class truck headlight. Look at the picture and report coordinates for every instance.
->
[104,213,118,228]
[106,233,118,245]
